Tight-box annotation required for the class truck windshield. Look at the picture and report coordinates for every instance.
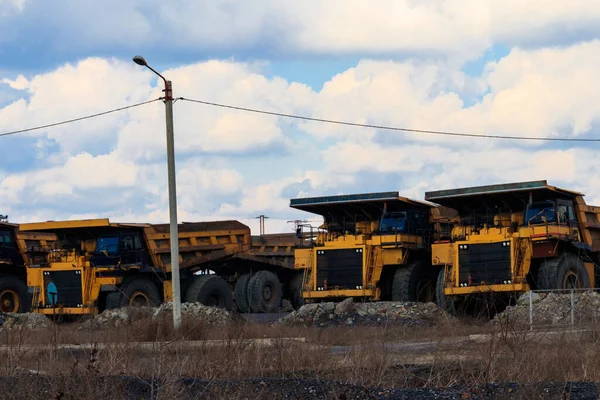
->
[0,231,10,247]
[525,201,556,225]
[379,213,407,233]
[95,236,118,255]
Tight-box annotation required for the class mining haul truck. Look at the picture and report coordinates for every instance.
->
[16,218,303,316]
[289,191,457,303]
[424,180,600,311]
[0,220,56,312]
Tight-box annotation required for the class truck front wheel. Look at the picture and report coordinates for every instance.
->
[119,277,161,308]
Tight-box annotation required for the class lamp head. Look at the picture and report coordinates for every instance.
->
[132,55,148,67]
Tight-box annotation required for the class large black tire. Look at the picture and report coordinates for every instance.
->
[287,272,304,310]
[104,291,121,310]
[435,268,456,315]
[392,260,436,302]
[119,277,161,308]
[0,275,29,313]
[247,270,282,313]
[184,275,233,310]
[234,272,252,313]
[537,253,591,291]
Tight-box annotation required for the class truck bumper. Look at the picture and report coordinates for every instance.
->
[302,288,378,299]
[445,283,529,296]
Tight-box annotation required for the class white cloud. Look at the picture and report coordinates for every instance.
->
[490,1,600,47]
[4,39,600,232]
[0,0,25,17]
[0,57,153,154]
[113,60,313,161]
[6,1,600,63]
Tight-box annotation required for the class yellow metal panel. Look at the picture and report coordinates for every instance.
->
[19,218,111,231]
[584,262,594,285]
[145,230,247,240]
[163,280,173,302]
[380,248,404,266]
[303,288,377,299]
[445,283,529,295]
[431,243,452,266]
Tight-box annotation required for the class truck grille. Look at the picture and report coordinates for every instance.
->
[316,248,363,289]
[458,242,511,284]
[42,270,83,308]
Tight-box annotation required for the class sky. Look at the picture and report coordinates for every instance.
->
[2,1,600,235]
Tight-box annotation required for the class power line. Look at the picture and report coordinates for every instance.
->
[179,97,600,143]
[0,98,162,138]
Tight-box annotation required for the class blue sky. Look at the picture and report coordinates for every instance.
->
[2,1,600,234]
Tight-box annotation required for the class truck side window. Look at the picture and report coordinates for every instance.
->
[567,206,576,221]
[121,235,134,251]
[0,232,12,245]
[133,235,143,250]
[557,205,568,223]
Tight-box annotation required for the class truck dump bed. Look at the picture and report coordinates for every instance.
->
[18,218,252,272]
[143,220,252,272]
[235,233,298,269]
[0,222,58,267]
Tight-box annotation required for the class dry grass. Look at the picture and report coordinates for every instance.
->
[0,312,598,399]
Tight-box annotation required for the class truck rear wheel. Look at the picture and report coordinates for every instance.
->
[119,277,161,308]
[234,272,252,313]
[247,270,282,313]
[538,253,590,291]
[184,275,233,310]
[392,260,435,302]
[0,275,28,313]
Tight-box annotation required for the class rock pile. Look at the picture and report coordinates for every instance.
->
[492,291,600,327]
[80,302,233,329]
[278,298,455,327]
[156,302,233,325]
[0,312,53,329]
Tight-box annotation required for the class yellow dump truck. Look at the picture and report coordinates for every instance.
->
[289,191,457,302]
[15,218,302,316]
[0,220,57,313]
[424,180,600,310]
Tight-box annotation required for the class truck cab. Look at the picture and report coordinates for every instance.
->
[290,191,457,303]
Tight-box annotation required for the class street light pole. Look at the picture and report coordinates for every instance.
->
[132,55,181,330]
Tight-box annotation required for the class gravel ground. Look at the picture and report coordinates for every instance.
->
[1,375,597,399]
[278,298,456,328]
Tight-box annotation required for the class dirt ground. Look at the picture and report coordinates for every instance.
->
[1,305,600,399]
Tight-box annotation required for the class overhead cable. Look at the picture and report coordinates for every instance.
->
[179,97,600,142]
[0,98,162,138]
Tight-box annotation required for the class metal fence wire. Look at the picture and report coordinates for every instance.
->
[525,288,600,330]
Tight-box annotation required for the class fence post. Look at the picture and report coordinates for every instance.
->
[570,289,575,327]
[529,290,533,331]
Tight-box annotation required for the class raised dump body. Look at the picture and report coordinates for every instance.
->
[424,180,600,310]
[289,191,458,303]
[18,218,251,315]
